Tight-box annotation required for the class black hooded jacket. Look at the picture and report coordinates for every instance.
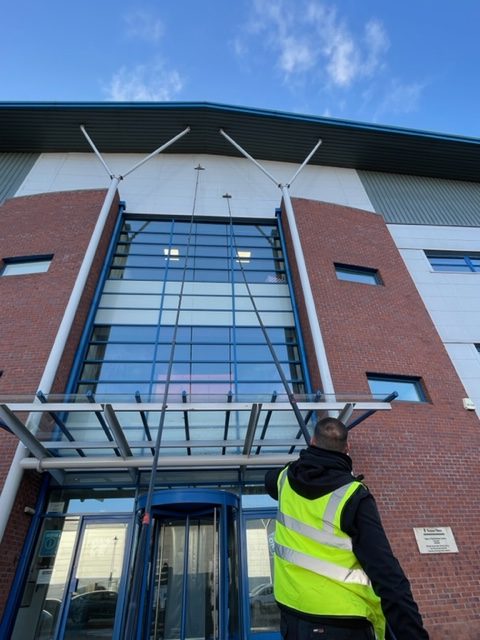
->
[265,445,429,640]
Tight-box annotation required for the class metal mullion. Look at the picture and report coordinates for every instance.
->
[288,390,322,453]
[86,391,121,457]
[255,391,277,455]
[182,391,192,455]
[36,391,86,457]
[222,391,233,455]
[180,515,190,640]
[242,404,262,456]
[465,256,477,272]
[135,392,155,456]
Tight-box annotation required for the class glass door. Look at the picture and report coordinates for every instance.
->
[149,508,219,640]
[62,519,129,640]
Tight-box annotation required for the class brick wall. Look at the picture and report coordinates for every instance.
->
[0,188,119,615]
[282,197,480,639]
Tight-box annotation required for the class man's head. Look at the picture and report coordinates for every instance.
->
[311,417,349,454]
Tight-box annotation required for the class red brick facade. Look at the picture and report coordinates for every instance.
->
[282,197,480,639]
[0,188,119,614]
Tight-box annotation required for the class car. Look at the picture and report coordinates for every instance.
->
[67,589,118,625]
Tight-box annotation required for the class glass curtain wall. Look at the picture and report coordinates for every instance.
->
[75,218,305,401]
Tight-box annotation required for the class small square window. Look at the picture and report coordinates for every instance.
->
[1,255,53,276]
[367,374,426,402]
[334,263,382,285]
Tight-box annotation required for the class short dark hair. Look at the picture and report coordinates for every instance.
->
[312,417,348,452]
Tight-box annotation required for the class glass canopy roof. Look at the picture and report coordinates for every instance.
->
[0,392,393,473]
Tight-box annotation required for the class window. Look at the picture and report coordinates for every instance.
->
[426,252,480,273]
[1,255,52,276]
[334,263,382,285]
[75,218,306,402]
[367,374,426,402]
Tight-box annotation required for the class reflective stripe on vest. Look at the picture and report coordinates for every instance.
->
[275,542,371,586]
[276,481,355,551]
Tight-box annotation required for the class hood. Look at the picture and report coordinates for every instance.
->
[287,445,355,500]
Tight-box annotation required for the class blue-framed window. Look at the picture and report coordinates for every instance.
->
[75,218,306,401]
[425,252,480,273]
[367,374,427,402]
[1,254,53,276]
[334,263,382,285]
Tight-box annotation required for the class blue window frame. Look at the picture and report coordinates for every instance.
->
[426,252,480,273]
[367,374,427,402]
[334,263,382,285]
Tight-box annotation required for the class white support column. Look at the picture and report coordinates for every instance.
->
[280,185,335,395]
[0,126,190,544]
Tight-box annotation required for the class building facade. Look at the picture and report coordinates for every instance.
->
[0,102,479,639]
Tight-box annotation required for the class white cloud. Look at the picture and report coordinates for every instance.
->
[237,1,389,88]
[104,62,184,102]
[124,10,164,43]
[374,80,425,118]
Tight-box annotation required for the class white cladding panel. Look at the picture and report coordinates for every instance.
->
[389,224,480,417]
[15,152,374,217]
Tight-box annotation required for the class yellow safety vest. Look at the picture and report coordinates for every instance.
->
[274,468,386,640]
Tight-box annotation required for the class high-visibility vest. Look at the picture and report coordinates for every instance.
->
[274,468,386,640]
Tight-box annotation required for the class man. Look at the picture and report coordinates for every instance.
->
[265,417,429,640]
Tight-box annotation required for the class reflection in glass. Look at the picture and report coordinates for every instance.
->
[150,515,219,639]
[11,518,80,640]
[246,518,280,633]
[65,522,128,640]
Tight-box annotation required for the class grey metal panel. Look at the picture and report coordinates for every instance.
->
[358,171,480,227]
[0,152,38,203]
[0,102,480,181]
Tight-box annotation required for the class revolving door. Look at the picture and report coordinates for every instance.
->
[138,490,240,640]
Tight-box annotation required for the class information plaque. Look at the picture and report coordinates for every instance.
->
[413,527,458,554]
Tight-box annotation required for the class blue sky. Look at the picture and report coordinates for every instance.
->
[2,1,480,138]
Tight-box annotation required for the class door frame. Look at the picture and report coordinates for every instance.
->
[137,488,240,640]
[54,514,132,640]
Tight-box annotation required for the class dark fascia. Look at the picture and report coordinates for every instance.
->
[1,101,480,181]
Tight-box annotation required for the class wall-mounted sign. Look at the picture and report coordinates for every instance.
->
[36,569,53,585]
[413,527,458,554]
[39,530,62,557]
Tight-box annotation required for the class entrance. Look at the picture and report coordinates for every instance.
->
[137,490,240,640]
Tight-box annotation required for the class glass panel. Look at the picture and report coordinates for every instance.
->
[125,220,172,233]
[246,518,279,633]
[430,264,472,272]
[11,518,80,640]
[65,522,128,640]
[92,325,158,343]
[335,266,379,285]
[428,256,467,265]
[93,343,156,361]
[2,259,51,276]
[367,376,425,402]
[150,515,219,640]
